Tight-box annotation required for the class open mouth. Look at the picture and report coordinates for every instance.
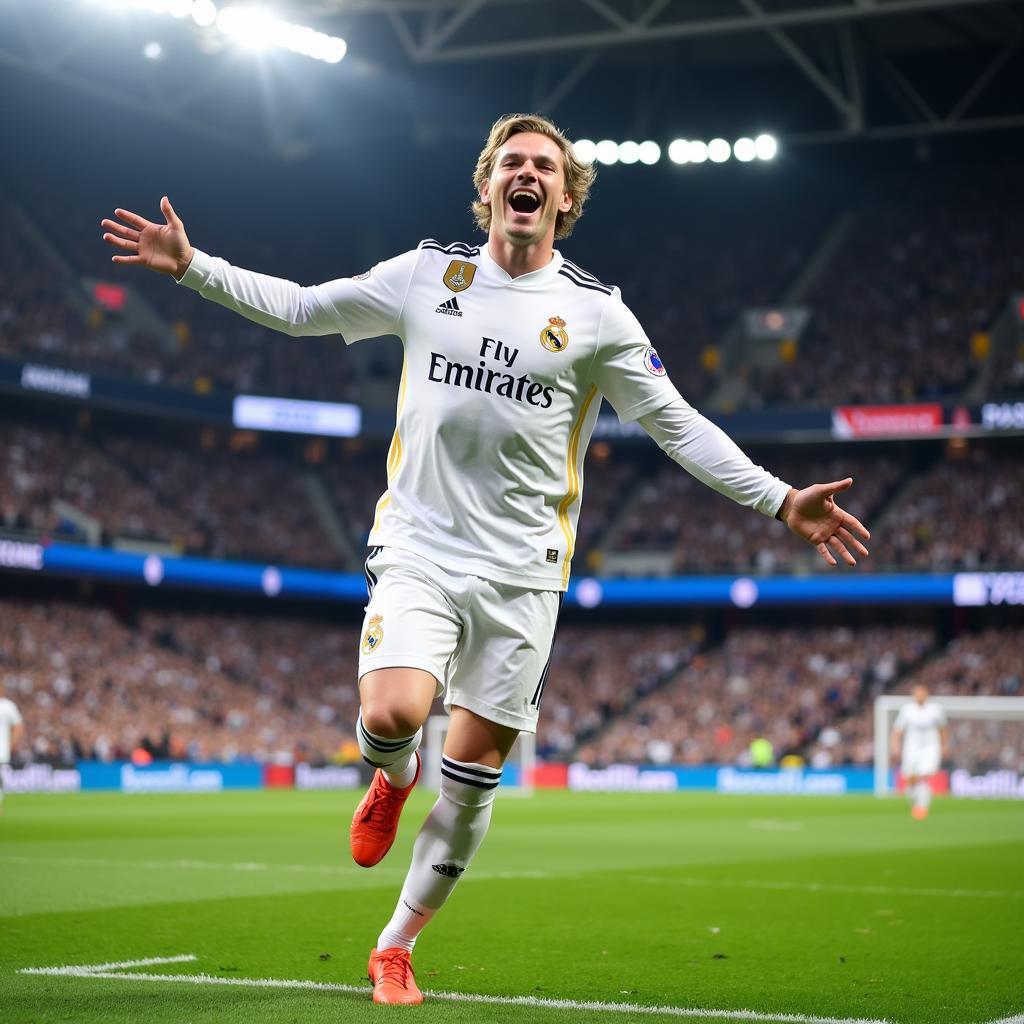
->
[508,189,542,215]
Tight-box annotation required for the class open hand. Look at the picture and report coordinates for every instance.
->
[101,196,193,279]
[779,477,870,567]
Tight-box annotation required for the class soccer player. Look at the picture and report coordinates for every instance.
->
[101,113,871,1005]
[0,680,24,815]
[891,684,949,819]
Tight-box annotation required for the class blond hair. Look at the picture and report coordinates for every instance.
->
[472,113,596,241]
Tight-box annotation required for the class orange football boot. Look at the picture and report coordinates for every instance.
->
[911,805,928,820]
[350,751,421,867]
[368,947,423,1005]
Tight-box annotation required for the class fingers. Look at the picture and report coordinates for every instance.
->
[161,195,183,228]
[101,218,139,241]
[103,232,138,252]
[841,509,871,542]
[111,254,145,264]
[113,207,151,230]
[838,525,870,558]
[816,542,837,567]
[828,534,857,566]
[822,477,853,496]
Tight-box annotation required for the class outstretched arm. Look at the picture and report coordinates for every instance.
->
[102,196,194,279]
[638,400,870,569]
[775,478,870,567]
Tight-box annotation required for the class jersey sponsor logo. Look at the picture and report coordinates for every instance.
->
[431,863,465,878]
[435,296,463,317]
[428,348,555,409]
[541,315,569,353]
[443,260,477,293]
[361,614,384,654]
[546,548,559,563]
[644,347,666,376]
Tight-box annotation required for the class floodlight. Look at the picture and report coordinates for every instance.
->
[708,138,731,163]
[595,140,619,165]
[687,140,708,164]
[322,36,347,63]
[733,137,756,162]
[617,141,640,165]
[755,133,778,160]
[573,139,597,164]
[191,0,217,27]
[143,40,163,59]
[638,141,661,165]
[168,0,192,17]
[668,139,689,164]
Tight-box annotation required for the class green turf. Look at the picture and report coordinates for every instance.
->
[1,789,1022,1024]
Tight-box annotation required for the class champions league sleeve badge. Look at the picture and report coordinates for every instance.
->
[644,347,666,376]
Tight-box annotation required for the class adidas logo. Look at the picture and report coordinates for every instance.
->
[431,863,465,878]
[435,297,463,317]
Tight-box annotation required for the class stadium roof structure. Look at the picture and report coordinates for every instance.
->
[2,0,1023,158]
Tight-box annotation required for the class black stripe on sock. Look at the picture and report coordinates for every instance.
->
[359,722,415,752]
[441,768,500,790]
[441,756,501,779]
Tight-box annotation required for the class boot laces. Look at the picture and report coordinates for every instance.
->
[377,949,414,987]
[359,774,399,829]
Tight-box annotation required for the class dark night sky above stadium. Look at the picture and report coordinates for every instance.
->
[2,1,1023,283]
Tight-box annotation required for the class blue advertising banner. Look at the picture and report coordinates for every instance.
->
[566,763,874,794]
[77,761,264,792]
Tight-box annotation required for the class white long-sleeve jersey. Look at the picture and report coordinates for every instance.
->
[178,240,791,590]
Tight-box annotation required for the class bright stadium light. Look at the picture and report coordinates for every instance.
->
[617,141,640,165]
[143,40,163,59]
[687,140,708,164]
[572,139,597,164]
[595,139,619,165]
[733,137,756,162]
[191,0,217,26]
[668,139,689,164]
[638,140,661,165]
[81,0,347,64]
[708,138,731,163]
[755,133,778,160]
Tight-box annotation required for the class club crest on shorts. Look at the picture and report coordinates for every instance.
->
[541,316,569,353]
[362,614,384,654]
[444,260,476,293]
[644,346,666,376]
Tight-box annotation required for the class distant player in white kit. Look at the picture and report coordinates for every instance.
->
[0,680,25,814]
[891,684,949,819]
[102,113,872,1005]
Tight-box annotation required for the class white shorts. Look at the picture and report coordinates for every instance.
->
[357,546,563,734]
[902,749,940,779]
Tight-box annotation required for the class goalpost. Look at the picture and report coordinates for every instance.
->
[873,695,1024,796]
[424,715,536,796]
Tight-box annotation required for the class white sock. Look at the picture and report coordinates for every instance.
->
[357,712,421,789]
[915,780,932,810]
[376,756,501,952]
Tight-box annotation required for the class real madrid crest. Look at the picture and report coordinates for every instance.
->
[362,614,384,654]
[541,316,569,353]
[444,260,477,293]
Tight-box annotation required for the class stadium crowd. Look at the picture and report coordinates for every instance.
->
[576,625,936,767]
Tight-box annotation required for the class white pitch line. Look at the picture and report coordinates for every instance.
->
[983,1016,1024,1024]
[16,955,891,1024]
[0,854,551,882]
[625,875,1024,901]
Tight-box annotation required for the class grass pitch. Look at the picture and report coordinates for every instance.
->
[1,788,1022,1024]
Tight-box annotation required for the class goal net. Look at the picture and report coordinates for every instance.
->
[873,695,1024,797]
[424,714,535,796]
